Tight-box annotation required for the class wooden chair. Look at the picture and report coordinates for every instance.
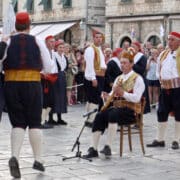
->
[119,97,146,156]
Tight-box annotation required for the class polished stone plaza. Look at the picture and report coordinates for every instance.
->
[0,104,180,180]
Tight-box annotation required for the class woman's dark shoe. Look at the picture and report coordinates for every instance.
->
[33,161,45,172]
[146,140,165,147]
[57,119,67,125]
[9,157,21,178]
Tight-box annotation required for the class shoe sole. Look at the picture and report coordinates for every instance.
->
[9,158,21,178]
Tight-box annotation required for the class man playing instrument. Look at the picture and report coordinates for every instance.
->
[83,48,145,158]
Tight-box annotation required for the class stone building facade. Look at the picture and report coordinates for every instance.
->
[106,0,180,48]
[1,0,105,47]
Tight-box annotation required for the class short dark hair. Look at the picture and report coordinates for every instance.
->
[15,23,30,31]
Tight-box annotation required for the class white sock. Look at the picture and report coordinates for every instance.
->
[92,131,101,150]
[29,129,43,162]
[11,128,25,160]
[86,103,98,123]
[156,122,167,141]
[107,123,118,148]
[174,121,180,142]
[41,107,51,124]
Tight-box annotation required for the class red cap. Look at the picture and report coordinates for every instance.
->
[45,35,54,41]
[169,32,180,39]
[16,12,30,25]
[112,48,123,57]
[132,41,142,52]
[55,39,64,49]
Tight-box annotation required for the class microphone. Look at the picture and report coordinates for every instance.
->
[83,108,98,118]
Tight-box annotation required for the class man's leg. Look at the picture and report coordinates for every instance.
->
[29,128,45,171]
[172,121,180,149]
[100,123,118,157]
[9,128,25,178]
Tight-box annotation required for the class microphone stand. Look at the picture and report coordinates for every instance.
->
[62,112,96,162]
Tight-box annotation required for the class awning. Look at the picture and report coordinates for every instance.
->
[30,24,52,36]
[37,22,76,40]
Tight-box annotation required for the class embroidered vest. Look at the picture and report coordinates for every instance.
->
[113,72,142,113]
[4,34,42,70]
[91,44,101,71]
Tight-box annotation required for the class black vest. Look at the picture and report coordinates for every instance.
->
[4,34,42,70]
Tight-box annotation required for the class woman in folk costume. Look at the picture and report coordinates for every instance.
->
[104,48,123,93]
[131,41,151,114]
[49,40,68,125]
[0,12,55,178]
[84,30,107,127]
[147,32,180,150]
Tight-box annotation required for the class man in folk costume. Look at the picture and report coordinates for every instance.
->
[84,30,107,127]
[83,48,145,158]
[40,35,57,129]
[131,41,151,114]
[104,48,123,93]
[147,32,180,150]
[0,12,55,178]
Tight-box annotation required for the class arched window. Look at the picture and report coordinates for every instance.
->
[147,35,161,47]
[120,36,131,47]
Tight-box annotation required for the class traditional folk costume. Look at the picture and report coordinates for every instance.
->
[83,49,145,158]
[104,48,122,93]
[41,48,58,128]
[132,41,150,114]
[53,49,68,116]
[84,43,106,125]
[0,12,54,178]
[147,32,180,150]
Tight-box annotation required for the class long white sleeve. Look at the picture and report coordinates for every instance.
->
[36,38,54,74]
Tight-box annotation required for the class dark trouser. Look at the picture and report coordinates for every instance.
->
[84,76,105,109]
[92,107,135,134]
[158,88,180,122]
[4,81,42,129]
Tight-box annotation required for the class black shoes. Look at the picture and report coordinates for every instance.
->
[33,161,45,172]
[83,147,98,158]
[49,119,67,125]
[9,157,21,178]
[100,145,112,157]
[171,141,180,150]
[56,119,67,125]
[146,140,165,147]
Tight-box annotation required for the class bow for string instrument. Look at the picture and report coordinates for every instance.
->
[100,78,123,112]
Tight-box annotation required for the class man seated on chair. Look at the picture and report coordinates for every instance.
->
[83,48,145,158]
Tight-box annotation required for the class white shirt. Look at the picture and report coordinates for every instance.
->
[156,50,178,80]
[0,34,55,74]
[112,70,145,103]
[54,52,67,71]
[134,52,143,64]
[84,45,106,80]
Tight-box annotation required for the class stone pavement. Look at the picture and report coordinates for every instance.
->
[0,104,180,180]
